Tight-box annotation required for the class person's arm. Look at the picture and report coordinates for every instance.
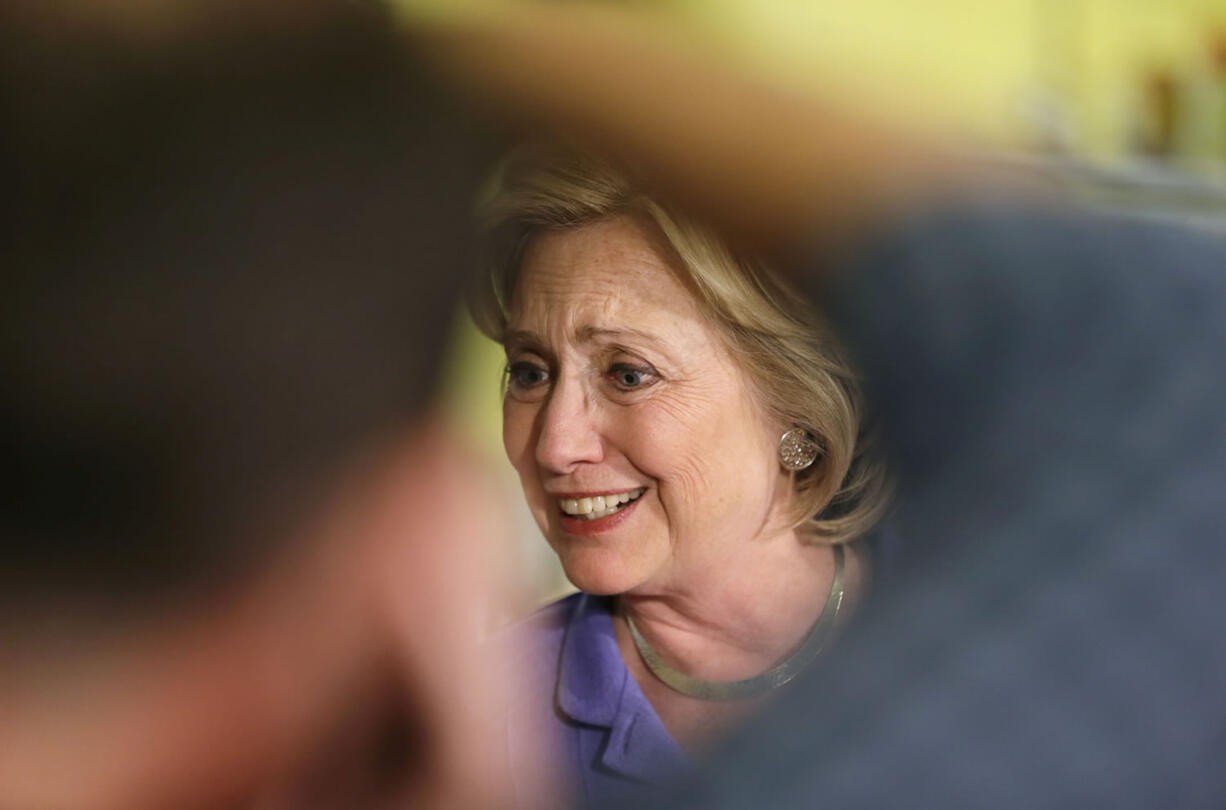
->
[409,3,951,260]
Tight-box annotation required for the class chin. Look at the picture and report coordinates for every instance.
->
[555,545,647,596]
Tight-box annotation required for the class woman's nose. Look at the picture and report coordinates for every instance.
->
[535,378,603,473]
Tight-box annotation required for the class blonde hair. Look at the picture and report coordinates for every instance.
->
[470,143,889,544]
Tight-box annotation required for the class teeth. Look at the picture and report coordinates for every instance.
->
[558,488,645,517]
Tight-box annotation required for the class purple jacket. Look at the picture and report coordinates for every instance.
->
[505,592,689,808]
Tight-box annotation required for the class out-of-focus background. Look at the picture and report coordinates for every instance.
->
[428,0,1226,609]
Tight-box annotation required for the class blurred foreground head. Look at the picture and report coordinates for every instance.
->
[1,3,512,808]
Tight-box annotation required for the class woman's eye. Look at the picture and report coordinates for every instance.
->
[609,364,655,390]
[507,362,549,390]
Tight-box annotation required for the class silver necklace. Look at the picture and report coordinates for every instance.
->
[625,544,845,702]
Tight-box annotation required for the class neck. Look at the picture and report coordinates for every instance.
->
[617,527,845,685]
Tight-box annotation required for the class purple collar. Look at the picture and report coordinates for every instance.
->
[555,593,689,784]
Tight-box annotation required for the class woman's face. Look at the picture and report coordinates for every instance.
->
[502,215,792,595]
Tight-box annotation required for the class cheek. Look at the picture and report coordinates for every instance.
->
[502,402,551,518]
[631,395,777,513]
[501,401,534,470]
[628,401,730,492]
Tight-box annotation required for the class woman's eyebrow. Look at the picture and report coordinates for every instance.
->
[503,329,543,352]
[578,325,665,348]
[504,325,675,362]
[579,325,681,367]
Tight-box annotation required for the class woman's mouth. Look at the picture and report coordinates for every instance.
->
[556,488,647,521]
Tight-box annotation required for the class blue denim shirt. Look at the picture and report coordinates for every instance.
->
[506,592,689,808]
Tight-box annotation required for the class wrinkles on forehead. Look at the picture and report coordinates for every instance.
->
[504,216,718,369]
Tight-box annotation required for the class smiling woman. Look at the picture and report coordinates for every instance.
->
[470,144,890,807]
[502,215,792,597]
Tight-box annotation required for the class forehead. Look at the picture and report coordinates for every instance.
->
[507,215,708,343]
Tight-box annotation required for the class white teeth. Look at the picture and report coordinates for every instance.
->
[557,488,645,517]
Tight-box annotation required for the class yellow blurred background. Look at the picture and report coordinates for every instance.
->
[665,0,1226,161]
